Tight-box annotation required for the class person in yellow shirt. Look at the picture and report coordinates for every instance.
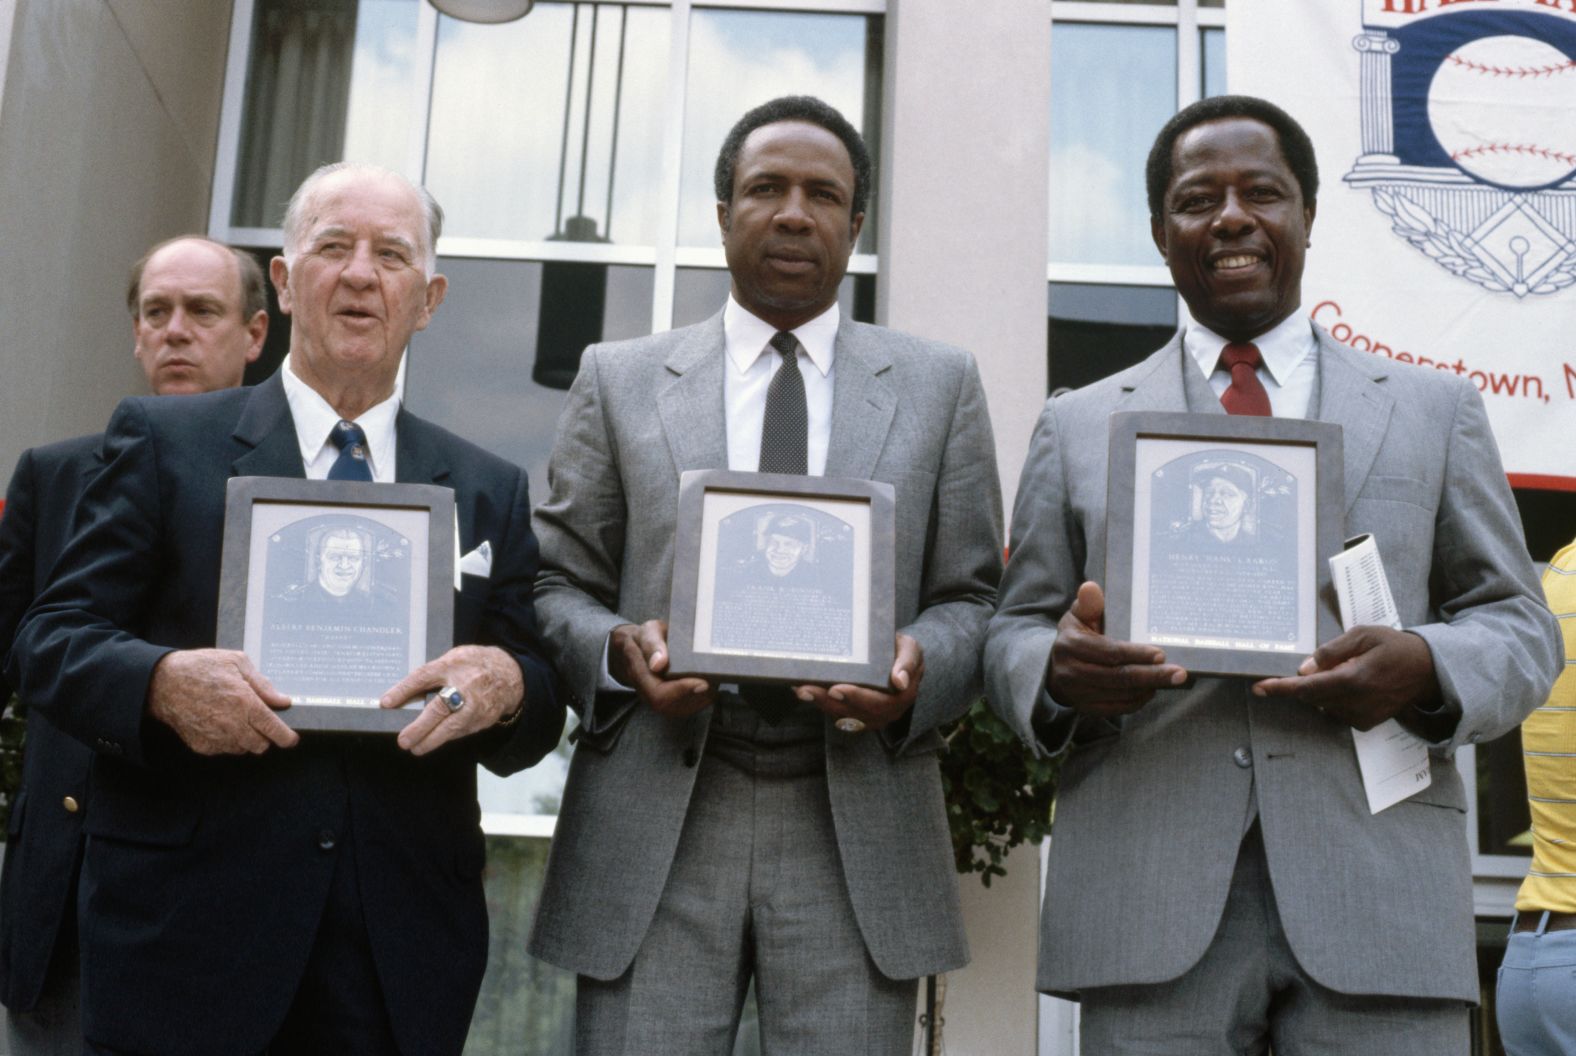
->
[1498,537,1576,1055]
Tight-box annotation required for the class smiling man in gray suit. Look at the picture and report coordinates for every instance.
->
[985,95,1560,1054]
[529,95,1002,1055]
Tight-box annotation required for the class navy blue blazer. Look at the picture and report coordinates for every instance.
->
[6,374,564,1055]
[0,433,102,1013]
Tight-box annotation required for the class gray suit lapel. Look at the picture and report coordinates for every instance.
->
[1119,332,1200,414]
[656,314,729,472]
[231,374,306,479]
[1310,331,1392,513]
[825,320,896,479]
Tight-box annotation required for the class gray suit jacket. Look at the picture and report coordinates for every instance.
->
[528,311,1003,980]
[984,327,1560,1002]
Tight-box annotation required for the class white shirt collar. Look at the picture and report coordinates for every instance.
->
[280,354,402,482]
[1184,311,1316,389]
[723,295,838,379]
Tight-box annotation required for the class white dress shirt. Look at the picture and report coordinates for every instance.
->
[1184,311,1318,420]
[723,295,838,476]
[280,354,402,482]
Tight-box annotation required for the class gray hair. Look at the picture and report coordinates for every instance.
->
[281,162,444,276]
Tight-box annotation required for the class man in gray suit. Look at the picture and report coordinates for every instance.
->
[529,95,1002,1055]
[985,95,1561,1053]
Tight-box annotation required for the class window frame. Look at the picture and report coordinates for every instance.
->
[208,0,883,341]
[1047,0,1223,292]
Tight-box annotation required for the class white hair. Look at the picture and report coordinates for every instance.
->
[280,162,443,276]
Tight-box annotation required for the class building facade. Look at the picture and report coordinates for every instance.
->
[0,1,1558,1051]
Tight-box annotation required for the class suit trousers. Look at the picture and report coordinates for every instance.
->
[1079,824,1470,1056]
[1496,914,1576,1056]
[575,697,917,1056]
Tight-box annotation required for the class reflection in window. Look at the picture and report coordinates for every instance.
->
[1202,27,1226,98]
[342,0,426,173]
[672,269,875,331]
[1477,731,1532,860]
[679,10,882,252]
[407,259,651,818]
[1049,24,1176,266]
[427,3,670,246]
[406,257,652,532]
[233,0,424,228]
[1047,282,1177,394]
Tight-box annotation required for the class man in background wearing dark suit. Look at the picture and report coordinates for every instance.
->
[6,164,563,1055]
[0,235,267,1055]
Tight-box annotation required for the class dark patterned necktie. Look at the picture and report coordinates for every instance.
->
[757,331,808,475]
[1220,342,1272,417]
[327,419,374,481]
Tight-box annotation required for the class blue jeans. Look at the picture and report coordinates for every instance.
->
[1497,912,1576,1056]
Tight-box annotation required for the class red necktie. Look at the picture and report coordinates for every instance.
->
[1220,342,1271,417]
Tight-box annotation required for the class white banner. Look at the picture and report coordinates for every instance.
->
[1228,0,1576,489]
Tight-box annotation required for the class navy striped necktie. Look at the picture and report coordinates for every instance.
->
[328,420,373,481]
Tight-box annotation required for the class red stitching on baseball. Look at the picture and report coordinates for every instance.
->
[1445,54,1576,79]
[1452,143,1576,167]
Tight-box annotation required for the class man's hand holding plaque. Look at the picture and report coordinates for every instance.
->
[609,619,716,718]
[793,633,924,732]
[1047,581,1188,720]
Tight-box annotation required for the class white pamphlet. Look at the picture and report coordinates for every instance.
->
[1328,533,1433,814]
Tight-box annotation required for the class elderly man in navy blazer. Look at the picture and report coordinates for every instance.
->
[7,164,563,1056]
[0,234,268,1056]
[986,95,1560,1055]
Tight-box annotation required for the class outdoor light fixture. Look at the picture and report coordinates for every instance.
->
[427,0,533,24]
[532,3,630,390]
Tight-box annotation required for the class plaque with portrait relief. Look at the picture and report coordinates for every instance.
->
[216,477,454,732]
[1105,412,1345,678]
[666,470,897,689]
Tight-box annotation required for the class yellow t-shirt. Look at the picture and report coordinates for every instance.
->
[1515,539,1576,912]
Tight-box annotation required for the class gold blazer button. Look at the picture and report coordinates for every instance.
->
[62,796,80,814]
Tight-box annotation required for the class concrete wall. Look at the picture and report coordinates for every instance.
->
[0,0,235,469]
[878,2,1052,1052]
[0,0,16,127]
[877,0,1051,520]
[941,842,1045,1055]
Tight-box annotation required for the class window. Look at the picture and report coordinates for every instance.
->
[215,0,883,337]
[1045,2,1222,412]
[1048,23,1176,269]
[427,4,672,248]
[1047,282,1177,393]
[1047,0,1223,280]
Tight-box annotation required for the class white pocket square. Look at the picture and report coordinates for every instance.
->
[460,541,493,579]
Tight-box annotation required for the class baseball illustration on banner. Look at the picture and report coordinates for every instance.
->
[1229,0,1576,489]
[1428,35,1576,190]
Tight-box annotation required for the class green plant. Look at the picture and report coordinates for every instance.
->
[0,692,24,839]
[939,697,1058,886]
